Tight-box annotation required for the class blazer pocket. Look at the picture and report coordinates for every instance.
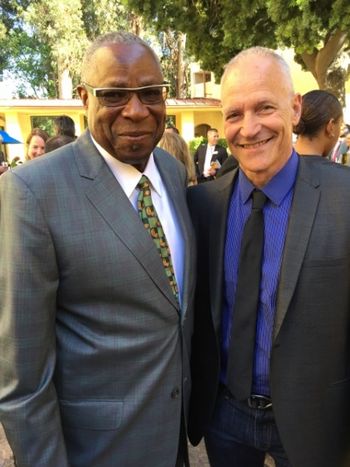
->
[60,399,123,431]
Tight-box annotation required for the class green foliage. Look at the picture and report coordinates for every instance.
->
[31,116,55,136]
[218,138,228,149]
[2,0,349,98]
[0,0,137,97]
[126,0,350,95]
[81,0,130,41]
[188,136,205,155]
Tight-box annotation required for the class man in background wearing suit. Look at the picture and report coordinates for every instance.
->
[188,46,350,467]
[0,32,195,467]
[194,128,228,182]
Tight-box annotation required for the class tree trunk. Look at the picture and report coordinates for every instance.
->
[299,29,348,92]
[58,67,73,99]
[177,33,187,98]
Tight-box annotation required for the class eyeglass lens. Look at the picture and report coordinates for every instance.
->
[97,87,167,106]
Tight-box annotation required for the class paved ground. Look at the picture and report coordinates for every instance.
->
[189,441,275,467]
[0,425,13,467]
[0,423,274,466]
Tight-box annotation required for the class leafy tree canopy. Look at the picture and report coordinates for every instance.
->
[0,0,139,97]
[126,0,350,97]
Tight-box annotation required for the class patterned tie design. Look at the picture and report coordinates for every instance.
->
[137,175,179,302]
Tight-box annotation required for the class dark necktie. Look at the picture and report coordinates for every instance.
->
[226,189,267,400]
[137,175,179,302]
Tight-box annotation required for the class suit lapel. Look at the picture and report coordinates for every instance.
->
[198,146,206,174]
[209,171,237,333]
[274,158,320,339]
[73,133,179,310]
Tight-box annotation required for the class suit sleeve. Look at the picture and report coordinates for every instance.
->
[193,148,201,179]
[218,146,228,165]
[0,172,69,466]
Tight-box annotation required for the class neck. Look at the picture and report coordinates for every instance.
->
[294,136,324,157]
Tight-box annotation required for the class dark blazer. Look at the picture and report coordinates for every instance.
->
[0,131,196,467]
[187,156,350,467]
[193,144,228,181]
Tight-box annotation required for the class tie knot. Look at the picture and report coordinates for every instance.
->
[252,190,267,211]
[137,175,150,191]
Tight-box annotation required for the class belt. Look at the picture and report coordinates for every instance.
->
[221,385,272,410]
[247,394,272,410]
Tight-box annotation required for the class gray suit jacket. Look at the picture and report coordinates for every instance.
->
[0,131,195,467]
[187,156,350,467]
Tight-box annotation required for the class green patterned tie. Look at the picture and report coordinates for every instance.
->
[137,175,179,302]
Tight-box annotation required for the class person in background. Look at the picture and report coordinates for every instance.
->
[331,123,350,164]
[0,31,195,467]
[45,134,76,153]
[194,128,228,182]
[188,46,350,467]
[158,131,197,186]
[165,124,180,134]
[54,115,77,139]
[25,127,49,160]
[293,90,343,158]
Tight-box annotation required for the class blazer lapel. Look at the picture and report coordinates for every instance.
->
[209,171,237,333]
[274,158,320,339]
[73,133,179,310]
[198,146,206,174]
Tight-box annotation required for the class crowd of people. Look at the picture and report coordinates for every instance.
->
[1,30,350,467]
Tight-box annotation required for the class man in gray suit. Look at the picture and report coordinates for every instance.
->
[187,47,350,466]
[0,32,195,467]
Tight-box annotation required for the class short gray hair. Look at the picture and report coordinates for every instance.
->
[221,46,294,94]
[81,31,160,82]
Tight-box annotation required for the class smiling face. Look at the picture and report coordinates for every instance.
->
[207,129,219,146]
[27,135,46,159]
[78,42,166,172]
[221,55,302,187]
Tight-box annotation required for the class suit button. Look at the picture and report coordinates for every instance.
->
[171,387,180,399]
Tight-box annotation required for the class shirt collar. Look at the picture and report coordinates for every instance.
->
[239,149,299,206]
[90,135,162,199]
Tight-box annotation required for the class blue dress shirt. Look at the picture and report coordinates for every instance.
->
[221,150,299,396]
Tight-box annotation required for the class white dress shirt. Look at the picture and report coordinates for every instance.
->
[203,144,216,177]
[91,137,185,303]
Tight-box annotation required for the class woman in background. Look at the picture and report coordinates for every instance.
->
[294,90,343,158]
[26,128,49,160]
[54,115,76,139]
[158,131,197,185]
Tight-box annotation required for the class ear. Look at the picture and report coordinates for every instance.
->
[325,119,335,138]
[291,93,302,126]
[77,85,89,109]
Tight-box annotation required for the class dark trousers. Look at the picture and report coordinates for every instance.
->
[176,411,189,467]
[205,387,291,467]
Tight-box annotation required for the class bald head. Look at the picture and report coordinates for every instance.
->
[221,46,294,98]
[219,46,301,188]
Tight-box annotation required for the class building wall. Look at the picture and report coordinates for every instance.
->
[193,111,224,137]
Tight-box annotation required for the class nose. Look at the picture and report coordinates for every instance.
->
[240,112,261,138]
[121,92,150,120]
